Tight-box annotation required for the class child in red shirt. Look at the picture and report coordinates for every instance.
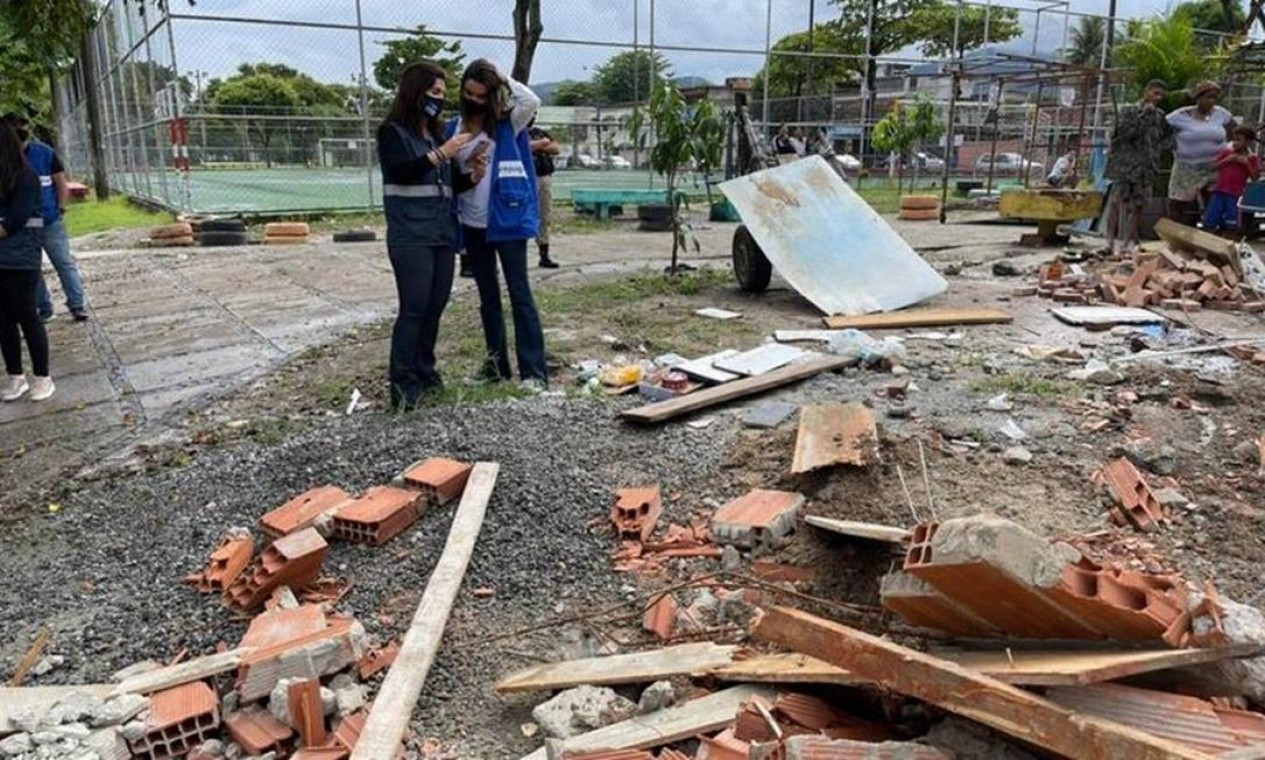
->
[1203,125,1262,235]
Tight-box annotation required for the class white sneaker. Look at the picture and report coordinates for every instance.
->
[2,375,28,401]
[29,376,55,402]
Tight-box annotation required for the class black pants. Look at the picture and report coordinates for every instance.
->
[0,269,49,377]
[387,243,454,408]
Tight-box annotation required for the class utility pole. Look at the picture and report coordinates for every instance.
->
[80,0,110,200]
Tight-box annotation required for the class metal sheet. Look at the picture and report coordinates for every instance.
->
[713,344,811,377]
[719,156,947,316]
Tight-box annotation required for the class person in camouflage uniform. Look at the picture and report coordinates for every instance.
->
[1104,79,1170,255]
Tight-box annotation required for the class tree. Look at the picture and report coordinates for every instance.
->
[916,5,1023,59]
[594,50,673,106]
[372,25,465,107]
[552,80,597,106]
[512,0,543,83]
[1062,17,1107,67]
[629,80,725,274]
[211,74,302,167]
[1173,0,1246,46]
[753,21,863,123]
[1115,17,1211,108]
[872,96,943,193]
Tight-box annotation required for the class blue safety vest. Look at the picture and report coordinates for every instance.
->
[446,117,539,243]
[24,140,60,223]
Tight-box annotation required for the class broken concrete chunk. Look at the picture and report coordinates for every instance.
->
[266,678,300,728]
[741,401,799,429]
[0,733,34,757]
[1066,359,1124,386]
[711,489,805,549]
[89,693,148,729]
[756,735,953,760]
[1152,488,1190,511]
[30,655,65,677]
[1002,447,1033,466]
[329,673,366,717]
[530,685,638,739]
[41,692,106,727]
[638,681,676,714]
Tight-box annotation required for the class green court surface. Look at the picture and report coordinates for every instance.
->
[119,167,704,215]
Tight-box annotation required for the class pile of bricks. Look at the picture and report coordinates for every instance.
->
[1031,248,1265,311]
[610,486,725,574]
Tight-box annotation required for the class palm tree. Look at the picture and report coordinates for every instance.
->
[1062,17,1106,67]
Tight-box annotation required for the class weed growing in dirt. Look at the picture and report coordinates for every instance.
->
[972,373,1073,398]
[536,267,731,315]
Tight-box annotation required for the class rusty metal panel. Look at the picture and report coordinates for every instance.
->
[719,156,947,316]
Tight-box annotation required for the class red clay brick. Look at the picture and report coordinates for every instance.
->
[734,697,780,743]
[237,607,364,701]
[712,489,805,548]
[698,728,750,760]
[402,457,473,506]
[752,561,817,584]
[225,707,294,755]
[128,682,220,760]
[774,693,852,731]
[358,640,401,680]
[292,749,351,760]
[565,751,655,760]
[612,486,663,541]
[185,533,255,594]
[261,485,352,538]
[224,527,328,612]
[332,485,424,546]
[643,592,677,640]
[329,710,368,753]
[1096,458,1168,532]
[290,678,328,747]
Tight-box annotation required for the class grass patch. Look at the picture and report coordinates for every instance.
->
[972,373,1073,398]
[537,268,731,316]
[552,213,624,236]
[306,211,380,234]
[63,196,173,237]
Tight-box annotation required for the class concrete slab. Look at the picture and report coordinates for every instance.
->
[0,371,117,423]
[124,342,281,394]
[741,401,799,429]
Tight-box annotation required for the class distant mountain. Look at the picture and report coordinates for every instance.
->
[672,76,713,88]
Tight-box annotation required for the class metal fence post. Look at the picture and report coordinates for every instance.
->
[355,0,374,212]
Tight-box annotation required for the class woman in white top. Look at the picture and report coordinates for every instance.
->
[1166,80,1236,222]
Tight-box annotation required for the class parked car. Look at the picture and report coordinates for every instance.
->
[914,152,945,172]
[574,154,600,169]
[974,152,1043,177]
[834,153,862,174]
[604,155,632,169]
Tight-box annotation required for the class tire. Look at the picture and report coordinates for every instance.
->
[638,219,673,232]
[264,221,310,236]
[732,224,772,293]
[333,229,377,243]
[900,195,940,211]
[198,231,250,247]
[150,223,193,240]
[638,203,673,222]
[898,208,940,221]
[200,218,247,233]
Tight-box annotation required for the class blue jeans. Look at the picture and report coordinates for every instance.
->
[387,243,454,409]
[463,226,547,382]
[35,218,86,314]
[1202,190,1241,231]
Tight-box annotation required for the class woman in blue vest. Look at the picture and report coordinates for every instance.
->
[448,60,548,388]
[0,121,54,402]
[377,61,483,411]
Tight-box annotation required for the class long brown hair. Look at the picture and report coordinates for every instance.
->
[384,61,447,139]
[460,58,509,138]
[0,120,30,198]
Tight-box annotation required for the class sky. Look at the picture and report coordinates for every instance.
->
[151,0,1212,89]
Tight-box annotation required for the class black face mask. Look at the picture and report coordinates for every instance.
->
[15,128,29,143]
[462,98,487,115]
[421,95,444,119]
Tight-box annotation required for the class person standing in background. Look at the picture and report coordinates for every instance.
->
[529,119,561,269]
[3,113,88,322]
[1166,81,1236,224]
[1103,79,1170,256]
[1202,124,1261,237]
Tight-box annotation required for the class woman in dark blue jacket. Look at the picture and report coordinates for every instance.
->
[377,61,483,411]
[0,120,53,403]
[448,59,548,388]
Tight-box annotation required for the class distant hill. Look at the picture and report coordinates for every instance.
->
[534,76,717,106]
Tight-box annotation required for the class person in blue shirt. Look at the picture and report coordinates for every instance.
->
[0,121,55,402]
[377,61,484,411]
[448,59,548,389]
[3,113,88,322]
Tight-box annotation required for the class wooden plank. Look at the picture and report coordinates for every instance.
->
[709,652,864,686]
[791,403,878,474]
[802,515,911,544]
[351,463,499,760]
[822,307,1012,330]
[933,644,1264,686]
[0,685,116,734]
[622,356,851,425]
[110,648,252,697]
[753,607,1216,760]
[496,643,739,694]
[519,685,775,760]
[7,629,51,687]
[1156,218,1240,274]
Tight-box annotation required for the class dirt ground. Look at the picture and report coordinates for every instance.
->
[4,209,1265,757]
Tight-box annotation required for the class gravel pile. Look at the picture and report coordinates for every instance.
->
[0,394,736,758]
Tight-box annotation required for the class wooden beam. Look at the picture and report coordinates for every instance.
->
[791,403,878,474]
[822,307,1012,330]
[621,356,850,424]
[933,643,1264,686]
[802,515,911,544]
[519,685,776,760]
[350,462,499,760]
[1155,218,1240,274]
[752,607,1216,760]
[495,643,738,694]
[110,648,252,697]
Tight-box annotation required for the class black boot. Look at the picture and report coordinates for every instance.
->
[539,244,559,269]
[459,254,473,279]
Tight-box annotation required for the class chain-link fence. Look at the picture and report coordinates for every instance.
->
[54,0,1260,215]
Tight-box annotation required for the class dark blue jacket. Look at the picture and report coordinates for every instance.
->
[377,121,473,249]
[0,168,43,270]
[25,140,62,224]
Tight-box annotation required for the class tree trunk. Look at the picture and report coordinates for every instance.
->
[512,0,543,84]
[80,0,110,200]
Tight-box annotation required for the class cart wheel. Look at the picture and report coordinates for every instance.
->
[732,224,772,293]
